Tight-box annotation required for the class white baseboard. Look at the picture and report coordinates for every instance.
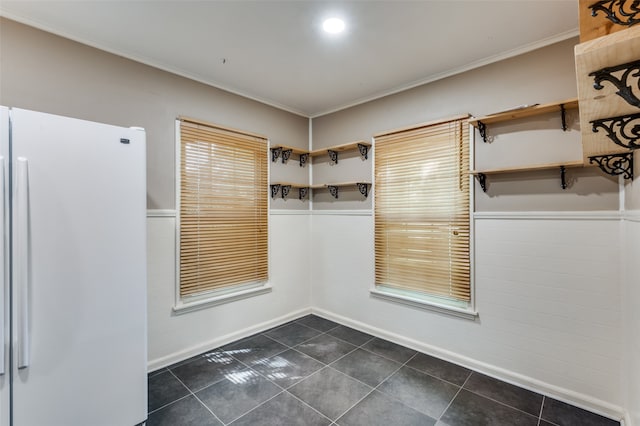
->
[147,307,311,372]
[311,307,626,423]
[623,411,634,426]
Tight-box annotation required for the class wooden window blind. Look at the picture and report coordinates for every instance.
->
[374,116,471,302]
[178,119,268,298]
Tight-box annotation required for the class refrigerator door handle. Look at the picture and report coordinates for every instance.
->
[16,157,30,369]
[0,157,4,375]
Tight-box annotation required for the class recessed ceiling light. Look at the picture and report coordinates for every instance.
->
[323,17,345,34]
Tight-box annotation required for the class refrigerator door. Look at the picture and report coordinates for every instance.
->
[10,108,147,426]
[0,107,9,426]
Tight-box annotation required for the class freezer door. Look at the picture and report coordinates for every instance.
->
[0,107,9,426]
[10,108,147,426]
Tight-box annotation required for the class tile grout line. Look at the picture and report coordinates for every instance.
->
[220,338,335,425]
[159,317,545,425]
[167,368,226,425]
[436,369,473,423]
[401,359,471,389]
[538,396,546,426]
[147,392,192,416]
[333,350,424,423]
[460,382,544,421]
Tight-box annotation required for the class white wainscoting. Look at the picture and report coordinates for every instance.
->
[310,212,624,421]
[146,211,312,371]
[623,214,640,426]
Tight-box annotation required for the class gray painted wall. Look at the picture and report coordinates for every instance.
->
[312,37,621,212]
[0,18,309,210]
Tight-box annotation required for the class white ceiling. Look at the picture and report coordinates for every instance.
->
[0,1,579,117]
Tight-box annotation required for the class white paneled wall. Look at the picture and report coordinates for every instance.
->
[623,214,640,426]
[310,213,624,419]
[147,212,312,370]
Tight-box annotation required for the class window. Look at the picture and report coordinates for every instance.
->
[374,115,471,310]
[176,118,268,304]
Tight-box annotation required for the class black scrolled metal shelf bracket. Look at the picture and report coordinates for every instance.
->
[281,185,292,199]
[560,166,568,189]
[327,150,339,164]
[589,153,634,180]
[357,183,370,197]
[271,147,282,163]
[477,121,488,143]
[299,153,309,167]
[477,173,487,192]
[561,104,568,131]
[357,143,370,160]
[281,149,292,164]
[589,0,640,27]
[270,184,281,199]
[590,59,640,108]
[327,185,339,199]
[298,187,309,200]
[591,112,640,150]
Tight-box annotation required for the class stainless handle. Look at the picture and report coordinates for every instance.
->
[16,157,29,369]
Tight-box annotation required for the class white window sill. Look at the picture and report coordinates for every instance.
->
[370,288,478,321]
[173,283,272,315]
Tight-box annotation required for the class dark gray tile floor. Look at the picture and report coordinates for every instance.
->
[147,314,621,426]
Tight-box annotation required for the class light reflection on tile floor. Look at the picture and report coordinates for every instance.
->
[147,314,621,426]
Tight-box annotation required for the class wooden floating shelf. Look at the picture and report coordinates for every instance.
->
[270,144,310,166]
[270,181,372,199]
[469,160,589,176]
[270,182,310,200]
[309,141,370,157]
[271,181,309,188]
[469,98,578,127]
[311,181,372,187]
[470,160,594,192]
[270,145,308,155]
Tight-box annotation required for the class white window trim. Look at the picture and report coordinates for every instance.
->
[173,281,272,315]
[369,123,477,320]
[370,286,477,320]
[173,120,271,313]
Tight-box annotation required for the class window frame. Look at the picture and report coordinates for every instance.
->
[173,118,271,314]
[370,116,477,320]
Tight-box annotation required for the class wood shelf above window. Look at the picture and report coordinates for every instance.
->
[270,144,309,166]
[270,181,373,200]
[311,181,372,198]
[469,160,588,176]
[469,99,578,127]
[270,182,309,200]
[469,160,592,192]
[309,141,371,162]
[469,98,578,143]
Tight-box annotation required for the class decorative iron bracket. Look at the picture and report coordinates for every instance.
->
[281,149,292,164]
[281,185,292,199]
[589,0,640,27]
[327,150,338,164]
[357,183,370,197]
[299,187,309,200]
[590,59,640,108]
[327,185,339,198]
[299,153,309,167]
[589,153,634,180]
[271,147,282,163]
[477,173,487,192]
[270,184,281,199]
[560,166,568,189]
[561,104,568,131]
[357,143,370,159]
[477,121,488,143]
[591,112,640,150]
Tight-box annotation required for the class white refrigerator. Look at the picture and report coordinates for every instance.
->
[0,107,147,426]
